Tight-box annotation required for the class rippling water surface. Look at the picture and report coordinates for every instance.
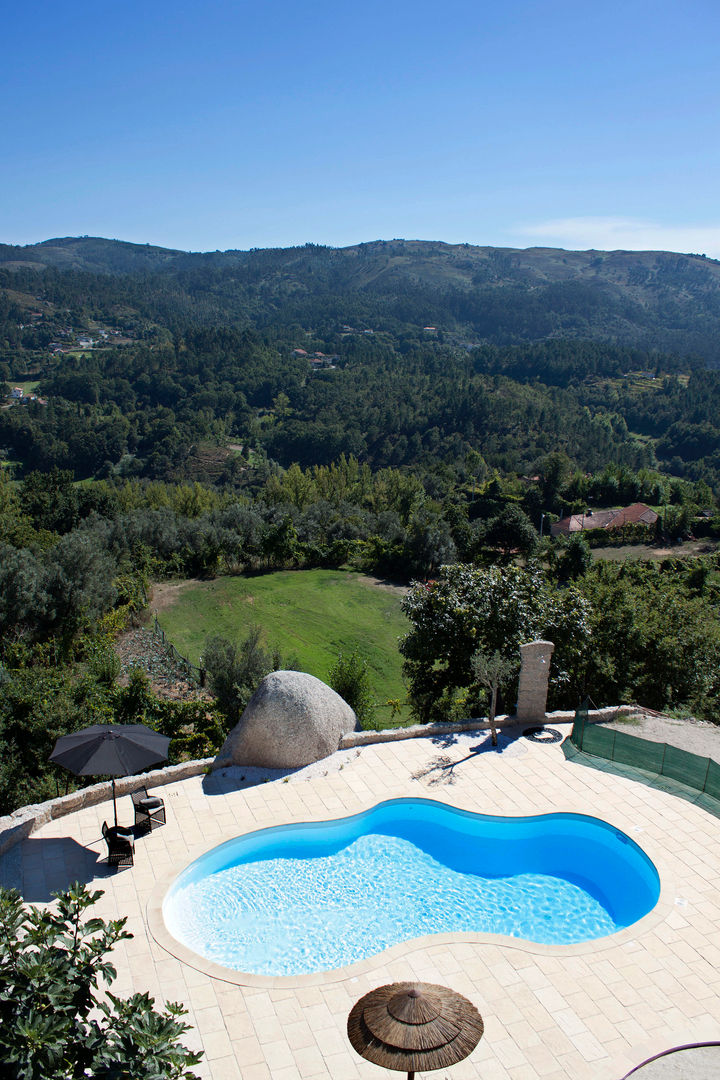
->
[168,832,618,975]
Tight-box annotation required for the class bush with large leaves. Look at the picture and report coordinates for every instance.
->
[0,883,202,1080]
[400,562,592,722]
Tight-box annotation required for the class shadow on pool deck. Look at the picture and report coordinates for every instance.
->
[14,836,124,902]
[563,739,720,821]
[412,730,528,786]
[202,764,306,797]
[430,727,525,751]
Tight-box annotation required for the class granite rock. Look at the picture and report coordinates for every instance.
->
[213,670,357,769]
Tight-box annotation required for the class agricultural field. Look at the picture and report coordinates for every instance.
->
[152,569,410,723]
[591,539,720,562]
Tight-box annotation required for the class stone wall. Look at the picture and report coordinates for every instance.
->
[0,705,622,858]
[0,760,211,857]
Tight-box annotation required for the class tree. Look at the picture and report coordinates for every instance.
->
[42,530,118,635]
[404,506,457,577]
[557,533,592,580]
[204,627,280,727]
[484,504,538,559]
[400,563,591,722]
[329,650,376,728]
[539,451,573,510]
[471,649,516,746]
[0,882,202,1080]
[581,562,720,714]
[261,515,299,567]
[21,468,79,535]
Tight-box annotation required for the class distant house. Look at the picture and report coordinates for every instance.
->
[308,353,339,370]
[10,387,23,399]
[551,502,658,537]
[292,348,308,358]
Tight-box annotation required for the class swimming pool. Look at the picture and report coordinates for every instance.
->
[163,798,660,976]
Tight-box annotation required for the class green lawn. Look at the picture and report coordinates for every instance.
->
[155,570,410,723]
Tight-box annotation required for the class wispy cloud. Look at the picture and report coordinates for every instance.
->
[515,217,720,259]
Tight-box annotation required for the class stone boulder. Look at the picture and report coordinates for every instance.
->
[213,670,357,770]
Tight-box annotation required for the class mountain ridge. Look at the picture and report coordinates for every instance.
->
[3,235,720,361]
[3,234,720,277]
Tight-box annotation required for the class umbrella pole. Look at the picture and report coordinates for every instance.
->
[112,778,118,828]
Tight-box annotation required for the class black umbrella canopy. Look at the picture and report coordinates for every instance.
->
[50,723,170,827]
[50,723,170,776]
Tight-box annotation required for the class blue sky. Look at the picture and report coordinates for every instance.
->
[2,0,719,255]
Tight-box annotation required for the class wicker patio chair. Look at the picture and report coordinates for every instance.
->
[131,786,166,833]
[102,821,135,868]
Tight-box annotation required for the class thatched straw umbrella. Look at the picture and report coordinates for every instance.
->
[347,980,484,1079]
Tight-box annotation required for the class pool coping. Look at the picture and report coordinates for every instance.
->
[146,794,676,990]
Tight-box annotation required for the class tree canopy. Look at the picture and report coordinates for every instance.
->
[400,563,592,722]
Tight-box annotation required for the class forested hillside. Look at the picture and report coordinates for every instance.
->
[2,237,720,489]
[3,235,720,815]
[2,236,720,359]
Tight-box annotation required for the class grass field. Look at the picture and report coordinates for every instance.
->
[591,539,719,562]
[154,570,410,723]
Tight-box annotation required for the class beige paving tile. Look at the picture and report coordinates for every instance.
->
[4,733,720,1078]
[205,1057,244,1080]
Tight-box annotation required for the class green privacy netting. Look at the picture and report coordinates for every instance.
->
[706,760,720,800]
[663,745,711,790]
[569,707,719,798]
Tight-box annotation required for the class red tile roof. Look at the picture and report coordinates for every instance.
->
[551,503,658,536]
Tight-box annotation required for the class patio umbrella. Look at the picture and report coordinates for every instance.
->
[50,723,170,828]
[347,980,484,1080]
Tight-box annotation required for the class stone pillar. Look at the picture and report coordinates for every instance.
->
[516,640,555,722]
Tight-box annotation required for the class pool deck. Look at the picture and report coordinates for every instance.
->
[2,728,720,1080]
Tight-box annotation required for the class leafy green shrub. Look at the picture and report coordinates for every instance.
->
[0,882,202,1079]
[329,650,377,728]
[203,627,276,727]
[88,645,122,686]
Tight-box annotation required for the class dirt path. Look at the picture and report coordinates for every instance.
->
[592,540,718,562]
[148,579,202,614]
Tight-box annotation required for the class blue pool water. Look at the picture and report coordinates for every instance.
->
[163,798,660,976]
